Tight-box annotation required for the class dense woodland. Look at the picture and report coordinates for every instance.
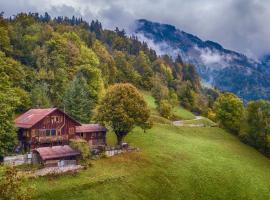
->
[1,12,270,159]
[0,12,213,117]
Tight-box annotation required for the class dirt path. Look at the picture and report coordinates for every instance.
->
[172,116,204,127]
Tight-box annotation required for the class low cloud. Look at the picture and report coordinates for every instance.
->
[136,33,180,58]
[200,49,223,65]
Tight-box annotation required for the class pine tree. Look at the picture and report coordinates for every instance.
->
[64,75,94,123]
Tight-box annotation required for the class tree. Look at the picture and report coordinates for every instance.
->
[0,166,33,200]
[95,83,151,145]
[64,74,94,123]
[0,74,20,159]
[151,75,170,104]
[177,81,196,110]
[243,100,270,153]
[133,51,153,89]
[158,100,173,119]
[30,83,51,108]
[213,93,244,133]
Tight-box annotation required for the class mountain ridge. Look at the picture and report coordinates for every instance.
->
[133,19,270,101]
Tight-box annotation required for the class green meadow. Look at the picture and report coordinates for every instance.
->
[29,96,270,200]
[30,124,270,200]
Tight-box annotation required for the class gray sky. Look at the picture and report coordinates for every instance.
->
[1,0,270,58]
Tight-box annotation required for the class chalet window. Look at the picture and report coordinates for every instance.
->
[38,129,46,137]
[51,129,56,136]
[55,116,62,123]
[46,129,50,136]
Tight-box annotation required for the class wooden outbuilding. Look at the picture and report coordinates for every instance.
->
[75,124,107,147]
[32,145,80,167]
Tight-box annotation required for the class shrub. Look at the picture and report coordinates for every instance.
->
[158,100,173,119]
[0,166,34,200]
[69,139,90,160]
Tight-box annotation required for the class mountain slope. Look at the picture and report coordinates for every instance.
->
[134,19,270,101]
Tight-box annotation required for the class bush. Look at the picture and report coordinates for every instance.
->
[69,139,90,160]
[158,100,173,119]
[0,166,34,200]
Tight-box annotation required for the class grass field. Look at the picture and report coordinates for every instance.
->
[29,123,270,200]
[17,93,270,199]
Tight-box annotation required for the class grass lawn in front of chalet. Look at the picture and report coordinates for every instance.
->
[30,123,270,200]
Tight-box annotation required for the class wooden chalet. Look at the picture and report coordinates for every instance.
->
[15,108,107,152]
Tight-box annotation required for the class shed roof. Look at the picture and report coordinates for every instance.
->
[33,145,80,161]
[76,124,106,133]
[15,108,81,129]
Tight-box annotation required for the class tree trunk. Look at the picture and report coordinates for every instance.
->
[116,134,124,146]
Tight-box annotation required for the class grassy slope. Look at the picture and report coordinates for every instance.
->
[141,91,195,120]
[31,125,270,200]
[172,106,195,120]
[29,93,270,199]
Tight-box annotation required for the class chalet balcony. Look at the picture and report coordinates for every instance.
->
[34,135,69,144]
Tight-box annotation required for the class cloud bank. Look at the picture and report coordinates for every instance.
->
[1,0,270,57]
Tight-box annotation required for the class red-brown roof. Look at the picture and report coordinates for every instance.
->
[32,145,80,161]
[15,108,81,129]
[76,124,106,133]
[15,108,57,129]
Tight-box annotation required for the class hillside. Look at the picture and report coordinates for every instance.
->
[28,95,270,200]
[2,13,270,200]
[134,19,270,101]
[30,124,270,199]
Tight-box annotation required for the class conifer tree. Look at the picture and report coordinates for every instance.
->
[64,74,94,123]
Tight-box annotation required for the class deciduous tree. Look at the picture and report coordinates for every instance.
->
[213,93,244,133]
[95,83,151,145]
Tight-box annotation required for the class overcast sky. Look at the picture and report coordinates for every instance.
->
[1,0,270,58]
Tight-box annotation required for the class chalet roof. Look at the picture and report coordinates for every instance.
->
[15,108,81,129]
[32,145,80,161]
[76,124,106,133]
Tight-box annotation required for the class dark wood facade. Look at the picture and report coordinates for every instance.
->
[76,132,106,146]
[75,124,106,147]
[16,109,81,151]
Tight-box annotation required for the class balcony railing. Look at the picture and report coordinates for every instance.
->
[33,135,69,144]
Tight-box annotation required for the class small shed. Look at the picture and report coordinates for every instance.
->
[75,124,106,147]
[32,145,80,167]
